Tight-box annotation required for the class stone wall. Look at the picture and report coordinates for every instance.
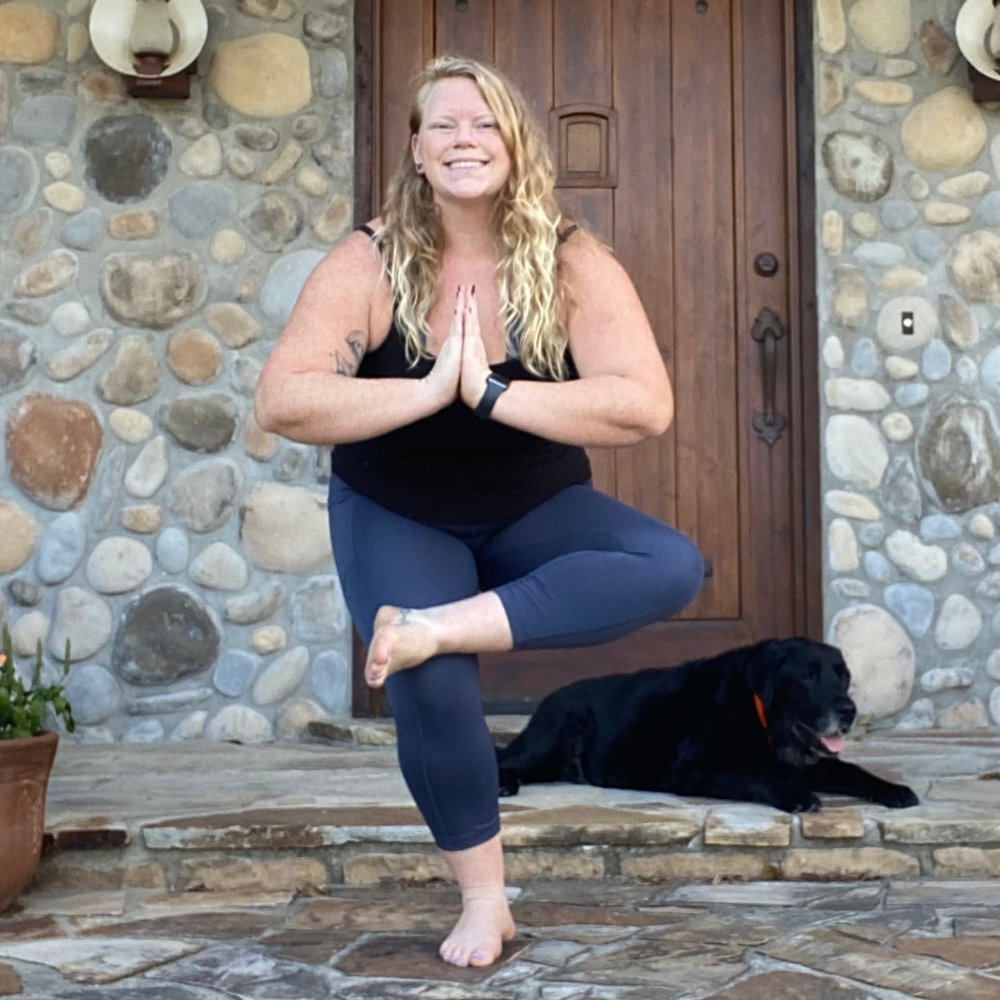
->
[816,0,1000,730]
[0,0,355,742]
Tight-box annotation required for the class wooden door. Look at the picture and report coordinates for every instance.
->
[353,0,818,714]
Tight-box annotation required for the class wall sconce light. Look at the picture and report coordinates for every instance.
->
[956,0,1000,101]
[89,0,208,99]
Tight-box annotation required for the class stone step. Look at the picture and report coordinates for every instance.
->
[24,733,1000,903]
[32,798,1000,901]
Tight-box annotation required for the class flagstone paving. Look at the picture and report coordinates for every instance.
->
[2,878,1000,998]
[6,729,998,996]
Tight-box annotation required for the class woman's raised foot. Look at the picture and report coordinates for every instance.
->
[365,605,442,687]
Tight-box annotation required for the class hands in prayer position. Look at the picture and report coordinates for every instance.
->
[422,285,493,411]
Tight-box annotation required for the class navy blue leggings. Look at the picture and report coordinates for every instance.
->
[327,473,704,851]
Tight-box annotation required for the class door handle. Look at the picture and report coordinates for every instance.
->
[750,306,787,447]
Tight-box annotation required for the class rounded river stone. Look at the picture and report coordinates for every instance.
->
[84,114,172,204]
[919,398,1000,513]
[0,146,39,218]
[99,252,206,329]
[821,131,894,202]
[113,586,221,685]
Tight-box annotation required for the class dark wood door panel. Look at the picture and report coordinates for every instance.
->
[611,0,675,530]
[670,0,741,620]
[554,0,613,107]
[378,0,432,199]
[437,0,494,62]
[495,0,553,114]
[479,619,756,708]
[736,0,799,638]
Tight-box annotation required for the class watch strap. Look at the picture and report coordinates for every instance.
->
[474,373,510,420]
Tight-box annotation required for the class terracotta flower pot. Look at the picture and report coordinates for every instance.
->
[0,730,59,913]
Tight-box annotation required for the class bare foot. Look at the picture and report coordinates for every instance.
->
[365,605,441,688]
[439,891,516,968]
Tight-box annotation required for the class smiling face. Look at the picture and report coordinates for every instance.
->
[411,76,513,207]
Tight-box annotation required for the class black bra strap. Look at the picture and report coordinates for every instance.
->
[357,224,376,238]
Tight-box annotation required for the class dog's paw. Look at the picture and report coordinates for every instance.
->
[498,770,521,797]
[877,783,919,809]
[794,793,823,814]
[775,790,822,814]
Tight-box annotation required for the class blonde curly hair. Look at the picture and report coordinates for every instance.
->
[373,55,572,381]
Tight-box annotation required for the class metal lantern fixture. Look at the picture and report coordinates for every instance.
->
[956,0,1000,101]
[89,0,208,98]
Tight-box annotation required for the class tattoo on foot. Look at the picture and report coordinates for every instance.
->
[397,608,413,625]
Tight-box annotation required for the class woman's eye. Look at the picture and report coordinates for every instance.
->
[479,121,497,129]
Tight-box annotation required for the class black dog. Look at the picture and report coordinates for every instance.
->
[496,638,919,814]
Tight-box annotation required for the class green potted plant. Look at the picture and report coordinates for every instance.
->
[0,624,75,912]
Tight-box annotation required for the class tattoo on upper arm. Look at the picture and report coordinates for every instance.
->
[332,330,366,376]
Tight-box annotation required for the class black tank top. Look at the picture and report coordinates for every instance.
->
[330,225,592,523]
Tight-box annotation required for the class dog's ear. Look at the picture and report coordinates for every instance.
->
[745,639,787,705]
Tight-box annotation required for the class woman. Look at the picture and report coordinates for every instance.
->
[254,55,704,970]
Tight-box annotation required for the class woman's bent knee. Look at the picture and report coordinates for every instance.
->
[650,529,704,616]
[677,536,706,608]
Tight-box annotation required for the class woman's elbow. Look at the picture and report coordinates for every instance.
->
[253,380,282,434]
[638,393,673,438]
[651,399,674,436]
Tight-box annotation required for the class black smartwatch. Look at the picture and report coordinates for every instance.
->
[473,372,510,420]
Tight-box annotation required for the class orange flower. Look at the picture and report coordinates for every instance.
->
[0,655,5,668]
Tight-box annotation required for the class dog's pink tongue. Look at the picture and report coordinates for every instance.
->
[821,734,845,754]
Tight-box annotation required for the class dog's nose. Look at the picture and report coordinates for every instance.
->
[837,701,856,729]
